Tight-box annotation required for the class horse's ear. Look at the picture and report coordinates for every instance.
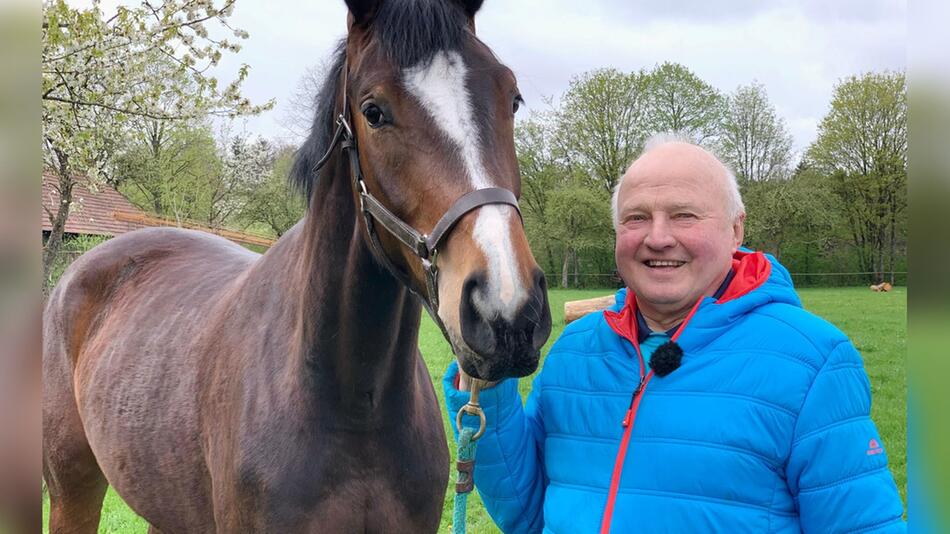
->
[344,0,380,28]
[454,0,484,18]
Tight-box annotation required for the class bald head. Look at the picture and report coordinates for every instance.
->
[612,137,744,230]
[611,134,746,329]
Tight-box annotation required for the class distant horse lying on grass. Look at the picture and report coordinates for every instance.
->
[43,0,551,531]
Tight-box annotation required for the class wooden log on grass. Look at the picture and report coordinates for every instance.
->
[869,282,893,292]
[564,295,616,324]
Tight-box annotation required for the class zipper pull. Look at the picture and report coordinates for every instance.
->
[621,376,646,427]
[633,375,646,397]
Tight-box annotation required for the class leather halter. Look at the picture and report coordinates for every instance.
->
[310,58,524,334]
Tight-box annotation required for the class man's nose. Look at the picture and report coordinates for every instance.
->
[643,217,677,249]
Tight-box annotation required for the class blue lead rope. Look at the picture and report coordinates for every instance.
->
[453,426,478,534]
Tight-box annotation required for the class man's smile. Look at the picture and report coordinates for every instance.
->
[643,259,688,269]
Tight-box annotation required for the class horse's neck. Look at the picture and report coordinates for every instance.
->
[288,162,423,420]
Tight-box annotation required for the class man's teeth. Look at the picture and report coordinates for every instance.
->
[646,260,685,267]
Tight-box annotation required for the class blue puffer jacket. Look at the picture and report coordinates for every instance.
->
[444,251,905,533]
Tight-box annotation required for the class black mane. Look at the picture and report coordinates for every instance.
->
[290,0,472,201]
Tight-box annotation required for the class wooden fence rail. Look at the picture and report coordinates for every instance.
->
[112,211,275,248]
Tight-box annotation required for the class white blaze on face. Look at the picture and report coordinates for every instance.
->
[403,50,526,321]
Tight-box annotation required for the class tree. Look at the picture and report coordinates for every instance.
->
[742,169,839,263]
[643,62,724,143]
[238,145,305,237]
[546,183,612,288]
[717,82,793,183]
[552,69,648,194]
[806,71,906,282]
[114,121,221,221]
[516,111,615,286]
[203,134,275,228]
[515,114,562,274]
[281,62,332,142]
[42,0,272,284]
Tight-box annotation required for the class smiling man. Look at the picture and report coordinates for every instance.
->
[613,136,745,334]
[444,134,905,533]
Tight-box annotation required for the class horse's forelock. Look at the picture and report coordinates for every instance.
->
[373,0,470,69]
[290,0,474,203]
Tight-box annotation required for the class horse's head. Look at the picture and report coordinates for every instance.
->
[293,0,551,381]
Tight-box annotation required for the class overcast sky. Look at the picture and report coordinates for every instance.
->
[90,0,908,160]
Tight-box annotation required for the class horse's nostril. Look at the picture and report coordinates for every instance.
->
[459,273,495,357]
[458,269,552,379]
[530,268,552,351]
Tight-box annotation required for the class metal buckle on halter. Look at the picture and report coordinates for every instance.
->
[336,113,353,138]
[356,178,369,214]
[415,235,430,260]
[421,249,439,275]
[421,248,439,310]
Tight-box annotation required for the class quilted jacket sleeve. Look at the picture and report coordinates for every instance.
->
[785,340,905,533]
[444,361,546,534]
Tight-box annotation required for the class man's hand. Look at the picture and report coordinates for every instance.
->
[457,367,499,391]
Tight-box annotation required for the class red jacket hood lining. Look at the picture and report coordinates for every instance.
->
[604,251,772,346]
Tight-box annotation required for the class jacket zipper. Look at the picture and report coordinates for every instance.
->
[598,293,702,533]
[599,347,653,534]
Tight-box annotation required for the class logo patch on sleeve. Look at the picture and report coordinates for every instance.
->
[866,438,884,456]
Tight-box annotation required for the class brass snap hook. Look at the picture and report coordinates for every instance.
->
[455,381,486,441]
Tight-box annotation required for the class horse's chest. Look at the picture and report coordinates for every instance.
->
[295,477,437,533]
[224,425,449,532]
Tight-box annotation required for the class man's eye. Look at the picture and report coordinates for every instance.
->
[673,213,696,220]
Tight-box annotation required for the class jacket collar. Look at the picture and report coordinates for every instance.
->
[634,269,735,343]
[606,250,773,347]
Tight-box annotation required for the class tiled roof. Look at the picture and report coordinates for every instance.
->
[40,171,276,247]
[41,171,148,237]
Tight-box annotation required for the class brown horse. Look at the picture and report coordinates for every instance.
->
[42,0,551,531]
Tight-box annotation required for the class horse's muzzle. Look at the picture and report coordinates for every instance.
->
[458,269,552,382]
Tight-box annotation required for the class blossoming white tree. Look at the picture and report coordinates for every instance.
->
[42,0,272,283]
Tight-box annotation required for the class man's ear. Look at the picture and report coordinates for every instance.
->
[344,0,381,29]
[733,213,746,250]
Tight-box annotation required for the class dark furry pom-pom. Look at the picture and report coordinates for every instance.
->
[649,341,684,377]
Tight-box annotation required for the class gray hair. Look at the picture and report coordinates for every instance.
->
[611,132,745,231]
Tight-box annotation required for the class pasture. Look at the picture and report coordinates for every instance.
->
[43,287,907,533]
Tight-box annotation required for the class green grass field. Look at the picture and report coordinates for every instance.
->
[43,287,907,533]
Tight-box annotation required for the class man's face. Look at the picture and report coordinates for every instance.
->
[615,143,744,315]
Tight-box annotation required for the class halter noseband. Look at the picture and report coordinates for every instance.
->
[310,58,523,334]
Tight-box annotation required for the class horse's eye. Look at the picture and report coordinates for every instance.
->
[361,103,387,128]
[512,94,524,115]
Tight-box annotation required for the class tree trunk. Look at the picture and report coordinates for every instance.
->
[42,166,75,289]
[572,249,579,288]
[560,248,570,289]
[803,241,812,288]
[874,184,887,283]
[888,190,897,285]
[544,242,556,281]
[857,218,874,284]
[875,223,886,283]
